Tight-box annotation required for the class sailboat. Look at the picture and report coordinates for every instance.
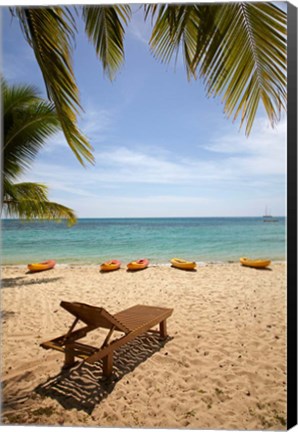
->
[263,206,278,222]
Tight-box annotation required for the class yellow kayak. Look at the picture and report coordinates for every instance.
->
[170,258,196,270]
[240,257,271,269]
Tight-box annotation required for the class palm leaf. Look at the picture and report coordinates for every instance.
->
[3,80,60,181]
[2,79,40,115]
[14,6,94,165]
[2,81,77,226]
[198,3,286,134]
[83,5,131,79]
[146,3,287,135]
[3,181,77,226]
[146,5,182,68]
[145,5,218,79]
[3,180,48,203]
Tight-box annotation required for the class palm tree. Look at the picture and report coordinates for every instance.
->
[2,79,77,226]
[9,3,286,165]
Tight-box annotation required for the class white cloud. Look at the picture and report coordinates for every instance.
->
[21,136,285,194]
[49,192,286,218]
[19,116,286,217]
[205,117,286,155]
[59,194,212,218]
[201,116,286,178]
[80,106,114,139]
[40,105,115,155]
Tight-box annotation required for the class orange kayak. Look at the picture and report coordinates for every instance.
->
[127,259,149,271]
[27,259,56,273]
[100,259,121,272]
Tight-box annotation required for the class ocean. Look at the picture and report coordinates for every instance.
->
[1,217,286,265]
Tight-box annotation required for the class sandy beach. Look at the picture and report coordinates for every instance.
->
[1,262,286,429]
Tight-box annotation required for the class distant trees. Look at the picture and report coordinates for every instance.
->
[2,80,77,225]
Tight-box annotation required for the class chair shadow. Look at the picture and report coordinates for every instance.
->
[34,333,173,414]
[1,276,63,289]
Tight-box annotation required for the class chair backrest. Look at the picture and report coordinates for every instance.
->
[60,301,130,333]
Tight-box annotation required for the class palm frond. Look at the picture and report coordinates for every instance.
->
[147,3,287,135]
[83,5,131,79]
[2,81,77,226]
[14,6,94,165]
[146,5,182,67]
[3,182,77,226]
[146,5,216,79]
[3,80,60,181]
[197,3,287,134]
[2,79,40,115]
[3,181,48,202]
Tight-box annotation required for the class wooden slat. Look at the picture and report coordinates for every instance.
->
[60,301,130,333]
[114,305,173,331]
[41,341,66,352]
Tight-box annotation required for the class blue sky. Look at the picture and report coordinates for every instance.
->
[2,4,287,218]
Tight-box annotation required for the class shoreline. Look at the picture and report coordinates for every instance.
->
[1,259,287,269]
[2,262,287,429]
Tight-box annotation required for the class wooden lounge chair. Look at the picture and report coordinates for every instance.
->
[41,301,173,377]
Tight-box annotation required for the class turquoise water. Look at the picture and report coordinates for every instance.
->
[1,217,286,265]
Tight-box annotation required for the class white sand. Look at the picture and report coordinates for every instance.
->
[1,262,286,429]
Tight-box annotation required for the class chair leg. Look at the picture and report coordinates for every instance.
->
[103,353,113,377]
[64,348,75,368]
[159,320,168,339]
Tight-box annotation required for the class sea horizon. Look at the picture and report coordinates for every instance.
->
[1,215,286,220]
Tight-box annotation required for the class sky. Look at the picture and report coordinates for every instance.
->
[2,2,287,218]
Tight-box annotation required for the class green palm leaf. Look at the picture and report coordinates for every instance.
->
[3,180,48,202]
[14,6,94,165]
[83,5,131,79]
[145,4,221,79]
[2,80,77,226]
[3,81,60,181]
[146,3,286,135]
[3,182,76,226]
[2,80,40,115]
